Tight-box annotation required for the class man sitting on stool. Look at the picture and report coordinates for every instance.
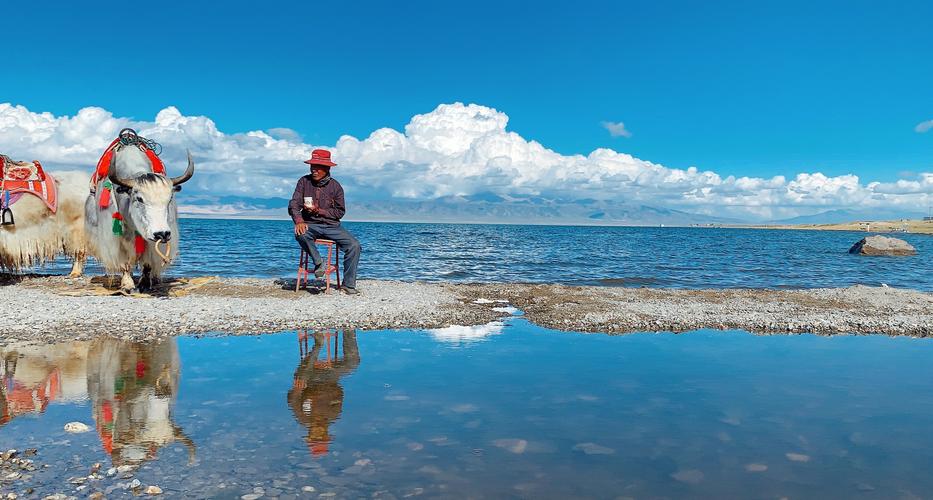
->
[289,149,361,295]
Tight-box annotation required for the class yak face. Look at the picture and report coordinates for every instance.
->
[109,150,194,242]
[123,174,177,242]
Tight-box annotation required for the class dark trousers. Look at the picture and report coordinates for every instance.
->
[295,223,362,289]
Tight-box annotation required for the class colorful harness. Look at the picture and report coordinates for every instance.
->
[0,155,58,225]
[92,130,168,258]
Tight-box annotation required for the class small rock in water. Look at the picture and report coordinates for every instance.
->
[492,439,528,454]
[745,463,768,472]
[129,479,142,489]
[106,467,117,477]
[671,469,705,484]
[64,422,90,433]
[146,485,163,495]
[785,452,811,462]
[89,493,104,500]
[240,495,262,500]
[572,442,615,455]
[848,235,917,256]
[301,486,316,492]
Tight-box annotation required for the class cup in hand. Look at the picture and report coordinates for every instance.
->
[303,196,314,209]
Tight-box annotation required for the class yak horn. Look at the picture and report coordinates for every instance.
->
[171,150,195,186]
[108,152,136,189]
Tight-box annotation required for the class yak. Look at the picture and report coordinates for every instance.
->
[0,156,88,276]
[85,144,194,293]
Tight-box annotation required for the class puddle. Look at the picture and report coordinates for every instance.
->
[3,321,933,497]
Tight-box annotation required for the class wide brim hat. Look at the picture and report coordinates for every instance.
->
[303,149,337,167]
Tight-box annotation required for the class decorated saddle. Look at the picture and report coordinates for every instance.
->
[0,154,58,225]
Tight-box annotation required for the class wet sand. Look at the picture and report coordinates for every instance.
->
[1,275,931,344]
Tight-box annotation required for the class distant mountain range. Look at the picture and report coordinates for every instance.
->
[178,195,926,226]
[178,194,742,225]
[767,208,926,225]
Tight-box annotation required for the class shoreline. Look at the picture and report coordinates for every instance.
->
[739,219,933,235]
[1,276,931,344]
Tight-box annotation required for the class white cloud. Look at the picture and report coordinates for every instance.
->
[915,120,933,133]
[601,120,632,138]
[0,102,930,221]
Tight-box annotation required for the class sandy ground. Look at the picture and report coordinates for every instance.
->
[2,275,931,344]
[746,219,933,235]
[461,283,933,337]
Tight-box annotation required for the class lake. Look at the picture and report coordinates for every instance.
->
[37,219,933,291]
[4,317,933,498]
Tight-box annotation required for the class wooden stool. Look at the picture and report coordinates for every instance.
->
[296,239,341,293]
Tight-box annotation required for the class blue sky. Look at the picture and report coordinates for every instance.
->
[1,1,931,221]
[5,0,931,180]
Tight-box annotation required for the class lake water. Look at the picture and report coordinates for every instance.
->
[4,318,933,498]
[39,219,933,290]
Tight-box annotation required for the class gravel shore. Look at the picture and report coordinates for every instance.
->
[2,275,931,344]
[461,283,933,337]
[0,275,500,345]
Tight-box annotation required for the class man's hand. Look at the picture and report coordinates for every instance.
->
[294,222,307,236]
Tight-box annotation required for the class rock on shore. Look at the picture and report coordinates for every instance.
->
[848,235,917,256]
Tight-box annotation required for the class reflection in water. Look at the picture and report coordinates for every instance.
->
[288,330,360,457]
[86,338,195,466]
[0,338,194,466]
[1,342,89,425]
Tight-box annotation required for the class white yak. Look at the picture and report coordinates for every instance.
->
[85,144,194,293]
[0,160,88,275]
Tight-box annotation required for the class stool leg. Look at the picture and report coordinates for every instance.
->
[327,243,335,293]
[336,246,341,289]
[296,250,304,292]
[322,244,329,293]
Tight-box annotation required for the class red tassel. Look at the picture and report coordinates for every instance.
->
[99,185,111,209]
[135,234,146,256]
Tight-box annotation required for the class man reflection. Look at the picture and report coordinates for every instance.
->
[287,329,360,457]
[86,338,195,466]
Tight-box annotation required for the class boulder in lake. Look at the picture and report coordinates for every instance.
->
[848,235,917,256]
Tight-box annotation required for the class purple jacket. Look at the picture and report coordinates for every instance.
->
[288,175,346,226]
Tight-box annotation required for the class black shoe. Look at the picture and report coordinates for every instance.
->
[340,286,359,295]
[313,263,326,278]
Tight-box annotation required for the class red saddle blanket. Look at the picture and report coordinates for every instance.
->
[0,155,58,213]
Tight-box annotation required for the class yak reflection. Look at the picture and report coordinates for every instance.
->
[1,342,89,426]
[288,329,360,457]
[0,338,193,466]
[86,338,195,466]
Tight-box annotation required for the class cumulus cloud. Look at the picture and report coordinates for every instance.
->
[0,102,930,221]
[916,120,933,133]
[601,120,632,138]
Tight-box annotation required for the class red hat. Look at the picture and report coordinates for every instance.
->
[303,149,337,167]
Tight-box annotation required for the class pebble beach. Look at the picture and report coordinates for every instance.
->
[2,274,931,344]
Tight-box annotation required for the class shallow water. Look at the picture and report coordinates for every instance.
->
[4,319,933,498]
[36,219,933,290]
